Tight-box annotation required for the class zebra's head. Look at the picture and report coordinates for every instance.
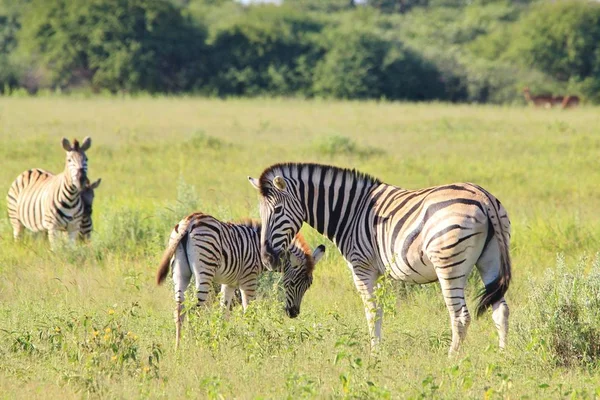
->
[62,137,92,190]
[248,174,304,271]
[282,236,325,318]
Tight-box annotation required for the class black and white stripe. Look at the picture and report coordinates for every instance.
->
[156,212,325,349]
[249,163,511,354]
[79,178,102,241]
[6,137,92,248]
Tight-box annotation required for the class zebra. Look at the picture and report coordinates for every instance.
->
[248,163,511,355]
[155,212,326,349]
[7,137,92,248]
[79,178,102,241]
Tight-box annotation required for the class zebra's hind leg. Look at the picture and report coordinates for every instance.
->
[437,274,470,356]
[8,211,23,241]
[476,239,510,350]
[172,241,192,350]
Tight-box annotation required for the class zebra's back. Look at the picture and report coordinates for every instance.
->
[7,168,56,232]
[371,182,508,283]
[185,214,262,286]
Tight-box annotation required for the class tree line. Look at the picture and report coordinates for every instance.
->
[0,0,599,103]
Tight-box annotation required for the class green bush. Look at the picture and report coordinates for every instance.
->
[517,254,600,367]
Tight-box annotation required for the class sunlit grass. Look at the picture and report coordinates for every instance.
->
[1,97,600,397]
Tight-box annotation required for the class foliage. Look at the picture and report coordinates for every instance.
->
[205,5,325,96]
[516,254,600,368]
[17,0,207,92]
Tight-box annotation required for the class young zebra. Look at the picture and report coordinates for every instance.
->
[249,163,511,355]
[7,137,92,248]
[79,178,102,241]
[156,212,325,349]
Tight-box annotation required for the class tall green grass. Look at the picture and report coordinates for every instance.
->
[1,97,600,398]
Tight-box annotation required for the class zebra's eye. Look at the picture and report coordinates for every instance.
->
[273,204,284,214]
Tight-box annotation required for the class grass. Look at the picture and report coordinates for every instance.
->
[1,97,600,398]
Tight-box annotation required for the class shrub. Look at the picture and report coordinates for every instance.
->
[311,134,385,159]
[516,253,600,367]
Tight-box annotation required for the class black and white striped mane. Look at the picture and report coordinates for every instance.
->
[257,163,382,196]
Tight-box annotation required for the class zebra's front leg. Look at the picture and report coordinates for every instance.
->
[68,230,79,247]
[239,287,256,312]
[220,284,236,318]
[47,229,59,250]
[352,266,383,350]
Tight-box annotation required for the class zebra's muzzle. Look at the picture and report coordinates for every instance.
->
[285,305,299,319]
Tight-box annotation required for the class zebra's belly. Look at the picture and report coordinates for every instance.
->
[384,253,438,284]
[213,266,258,288]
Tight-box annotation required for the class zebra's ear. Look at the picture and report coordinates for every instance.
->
[248,176,260,190]
[90,178,102,189]
[273,176,286,191]
[312,245,326,265]
[80,136,92,151]
[62,137,72,151]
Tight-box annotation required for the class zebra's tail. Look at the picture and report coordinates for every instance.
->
[475,197,512,318]
[156,215,196,285]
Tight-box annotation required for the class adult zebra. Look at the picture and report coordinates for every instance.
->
[7,137,92,248]
[156,212,326,349]
[79,178,102,241]
[248,163,511,354]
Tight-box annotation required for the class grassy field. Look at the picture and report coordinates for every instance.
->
[1,97,600,399]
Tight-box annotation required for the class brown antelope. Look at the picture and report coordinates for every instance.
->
[561,95,580,109]
[523,87,553,108]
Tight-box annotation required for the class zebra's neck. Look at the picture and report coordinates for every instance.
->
[285,164,381,245]
[58,172,81,204]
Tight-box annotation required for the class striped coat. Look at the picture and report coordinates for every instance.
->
[249,163,511,354]
[7,137,92,248]
[156,212,325,348]
[79,178,102,241]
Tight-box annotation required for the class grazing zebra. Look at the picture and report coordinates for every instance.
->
[7,137,92,248]
[155,212,325,348]
[79,178,102,241]
[248,163,511,354]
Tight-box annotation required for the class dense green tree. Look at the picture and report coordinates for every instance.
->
[206,5,325,96]
[17,0,207,92]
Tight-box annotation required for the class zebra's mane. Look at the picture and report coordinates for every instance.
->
[72,139,80,151]
[291,232,315,275]
[258,163,382,196]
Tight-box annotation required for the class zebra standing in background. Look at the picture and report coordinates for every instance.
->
[156,212,326,349]
[248,163,511,355]
[7,137,92,248]
[79,178,102,241]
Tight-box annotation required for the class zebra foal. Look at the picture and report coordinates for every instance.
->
[7,137,92,248]
[156,212,325,349]
[79,177,102,241]
[249,163,511,355]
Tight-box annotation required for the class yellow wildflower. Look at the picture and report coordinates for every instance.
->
[105,327,111,333]
[104,334,110,341]
[93,330,99,337]
[111,355,117,362]
[108,309,115,315]
[54,327,61,333]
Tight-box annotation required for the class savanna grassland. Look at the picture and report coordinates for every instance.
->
[1,97,600,399]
